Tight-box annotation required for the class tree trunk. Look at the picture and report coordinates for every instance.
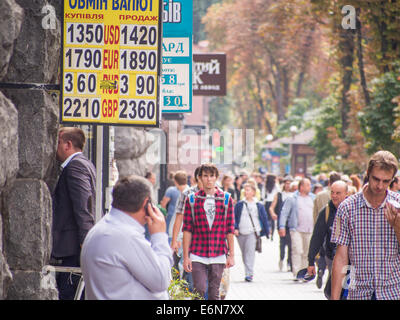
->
[296,24,315,98]
[356,8,370,106]
[269,56,284,123]
[296,72,305,98]
[338,25,356,137]
[282,67,290,114]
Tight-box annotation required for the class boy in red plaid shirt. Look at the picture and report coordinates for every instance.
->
[182,163,235,300]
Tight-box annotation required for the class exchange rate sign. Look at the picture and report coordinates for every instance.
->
[160,0,192,113]
[61,0,162,127]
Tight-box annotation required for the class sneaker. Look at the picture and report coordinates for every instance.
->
[279,260,283,271]
[245,276,253,282]
[316,269,324,289]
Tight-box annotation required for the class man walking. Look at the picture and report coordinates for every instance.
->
[312,171,341,288]
[278,178,315,279]
[52,127,96,300]
[160,170,187,239]
[307,180,348,297]
[81,175,172,299]
[182,163,235,300]
[170,167,202,254]
[331,151,400,300]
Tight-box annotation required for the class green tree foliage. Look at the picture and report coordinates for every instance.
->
[359,63,400,156]
[308,1,400,171]
[203,0,324,136]
[193,0,222,43]
[309,95,341,164]
[275,98,312,138]
[208,96,232,130]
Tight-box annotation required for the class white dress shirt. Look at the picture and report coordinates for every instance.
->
[81,207,173,300]
[61,152,82,169]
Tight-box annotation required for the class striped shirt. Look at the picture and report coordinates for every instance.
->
[331,187,400,300]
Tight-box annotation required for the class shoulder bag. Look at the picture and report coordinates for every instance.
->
[244,202,262,253]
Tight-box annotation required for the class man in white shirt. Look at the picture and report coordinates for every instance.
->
[278,178,315,279]
[81,175,173,300]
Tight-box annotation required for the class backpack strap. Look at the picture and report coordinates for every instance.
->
[188,192,196,222]
[223,191,230,220]
[188,191,231,223]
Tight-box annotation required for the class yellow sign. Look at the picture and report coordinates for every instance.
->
[61,0,162,126]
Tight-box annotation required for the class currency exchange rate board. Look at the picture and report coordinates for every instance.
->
[61,0,162,127]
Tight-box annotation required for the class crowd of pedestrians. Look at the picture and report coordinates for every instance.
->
[164,154,400,300]
[51,127,400,300]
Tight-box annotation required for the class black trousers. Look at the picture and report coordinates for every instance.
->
[265,201,275,238]
[53,254,82,300]
[279,226,292,267]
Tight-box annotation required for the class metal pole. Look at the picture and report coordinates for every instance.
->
[158,129,168,202]
[95,125,103,222]
[102,126,110,214]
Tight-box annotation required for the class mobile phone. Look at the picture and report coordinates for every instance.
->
[144,200,151,216]
[387,199,400,209]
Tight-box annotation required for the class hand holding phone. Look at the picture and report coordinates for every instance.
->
[144,200,166,235]
[144,200,151,216]
[385,199,400,231]
[387,199,400,209]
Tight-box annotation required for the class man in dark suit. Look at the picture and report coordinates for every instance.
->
[52,127,96,300]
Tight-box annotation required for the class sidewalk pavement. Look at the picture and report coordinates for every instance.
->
[225,231,328,300]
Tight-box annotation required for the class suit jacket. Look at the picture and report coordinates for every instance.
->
[52,153,96,258]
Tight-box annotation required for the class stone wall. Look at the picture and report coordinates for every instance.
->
[114,127,156,178]
[0,0,154,299]
[0,0,60,299]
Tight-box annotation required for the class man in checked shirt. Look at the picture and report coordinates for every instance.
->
[182,163,235,300]
[331,150,400,300]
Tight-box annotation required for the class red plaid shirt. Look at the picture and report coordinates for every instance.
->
[182,188,234,258]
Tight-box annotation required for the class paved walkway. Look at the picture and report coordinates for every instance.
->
[226,231,328,300]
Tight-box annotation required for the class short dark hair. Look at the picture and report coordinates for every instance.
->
[265,174,277,193]
[198,163,219,178]
[59,127,86,150]
[328,171,341,186]
[112,175,151,213]
[367,150,398,179]
[145,171,153,179]
[194,166,201,182]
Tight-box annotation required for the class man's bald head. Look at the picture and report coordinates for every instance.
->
[330,180,348,208]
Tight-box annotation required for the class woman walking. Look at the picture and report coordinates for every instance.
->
[234,183,270,282]
[269,175,294,271]
[264,174,280,241]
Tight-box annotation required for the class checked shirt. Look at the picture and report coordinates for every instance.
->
[331,188,400,300]
[182,188,234,258]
